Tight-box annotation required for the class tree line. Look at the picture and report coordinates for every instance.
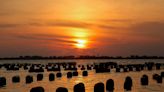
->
[0,55,164,60]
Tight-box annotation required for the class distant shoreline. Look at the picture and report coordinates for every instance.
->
[0,55,164,60]
[0,59,164,61]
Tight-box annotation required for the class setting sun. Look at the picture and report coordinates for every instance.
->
[1,0,164,92]
[75,39,87,49]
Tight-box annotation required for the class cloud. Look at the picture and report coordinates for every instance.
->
[97,24,122,30]
[98,19,132,23]
[28,20,94,29]
[28,19,124,30]
[131,21,164,32]
[0,24,19,28]
[0,12,10,16]
[15,34,76,44]
[47,21,91,28]
[28,22,44,26]
[129,21,164,37]
[0,19,128,30]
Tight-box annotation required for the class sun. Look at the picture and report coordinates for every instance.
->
[75,39,87,49]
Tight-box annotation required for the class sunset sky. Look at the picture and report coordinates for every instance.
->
[0,0,164,57]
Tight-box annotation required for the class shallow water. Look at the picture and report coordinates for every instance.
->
[0,59,164,92]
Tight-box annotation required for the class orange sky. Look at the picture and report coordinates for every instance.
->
[0,0,164,57]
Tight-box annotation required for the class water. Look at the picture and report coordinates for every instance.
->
[0,59,164,92]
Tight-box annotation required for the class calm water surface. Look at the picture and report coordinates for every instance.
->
[0,59,164,92]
